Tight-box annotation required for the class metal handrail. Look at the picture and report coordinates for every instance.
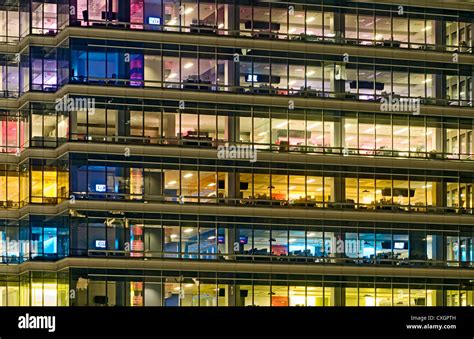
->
[47,19,474,54]
[73,193,474,215]
[86,249,471,268]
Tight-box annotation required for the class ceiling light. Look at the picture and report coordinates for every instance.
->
[184,62,194,69]
[208,235,216,240]
[184,7,194,15]
[394,128,408,135]
[167,180,177,186]
[307,179,315,184]
[184,228,194,233]
[306,17,315,23]
[306,70,315,76]
[207,183,216,187]
[183,173,194,178]
[307,122,321,130]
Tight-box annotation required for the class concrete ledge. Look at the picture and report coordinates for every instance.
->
[1,257,472,280]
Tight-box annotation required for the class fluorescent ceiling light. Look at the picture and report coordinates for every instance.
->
[394,128,408,135]
[307,122,321,130]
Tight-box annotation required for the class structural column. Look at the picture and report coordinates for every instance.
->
[116,108,130,142]
[69,110,78,140]
[332,175,345,206]
[434,17,446,51]
[330,8,345,42]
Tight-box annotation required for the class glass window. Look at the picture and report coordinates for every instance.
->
[199,226,216,259]
[409,18,426,48]
[253,284,270,306]
[181,225,198,259]
[163,224,180,258]
[307,230,323,257]
[271,228,288,256]
[289,230,306,256]
[253,229,270,255]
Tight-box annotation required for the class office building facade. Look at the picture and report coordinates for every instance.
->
[0,0,473,306]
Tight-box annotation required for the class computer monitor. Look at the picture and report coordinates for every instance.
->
[394,242,407,249]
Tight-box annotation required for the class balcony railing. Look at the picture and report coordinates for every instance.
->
[72,192,474,216]
[86,249,472,269]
